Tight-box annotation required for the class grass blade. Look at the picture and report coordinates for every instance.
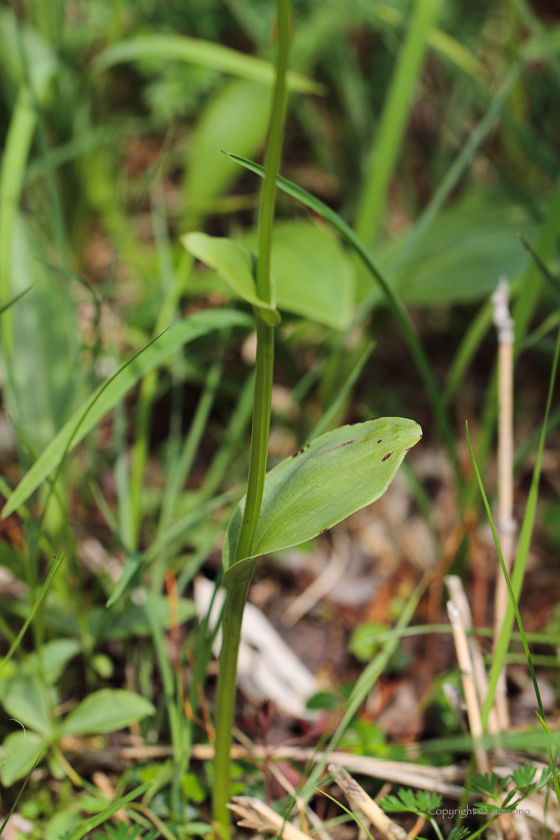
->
[0,755,42,837]
[62,782,153,840]
[355,0,443,246]
[0,551,65,678]
[0,86,36,352]
[518,234,560,304]
[466,421,560,807]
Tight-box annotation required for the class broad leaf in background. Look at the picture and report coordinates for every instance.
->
[243,220,355,329]
[0,672,52,736]
[0,10,58,101]
[2,308,252,517]
[182,232,280,325]
[388,191,537,305]
[60,689,155,736]
[26,638,81,685]
[182,80,271,229]
[0,730,45,787]
[4,217,82,453]
[224,417,422,581]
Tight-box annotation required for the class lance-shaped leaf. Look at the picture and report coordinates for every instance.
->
[182,232,280,325]
[223,417,421,583]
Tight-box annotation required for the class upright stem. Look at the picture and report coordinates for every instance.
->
[211,1,291,835]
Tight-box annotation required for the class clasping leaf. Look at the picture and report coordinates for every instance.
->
[182,232,281,325]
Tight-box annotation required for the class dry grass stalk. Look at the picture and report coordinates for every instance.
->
[445,575,500,736]
[228,796,313,840]
[118,744,559,831]
[491,277,516,732]
[328,763,408,840]
[120,744,465,796]
[446,601,489,774]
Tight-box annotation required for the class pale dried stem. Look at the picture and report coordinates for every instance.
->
[329,764,408,840]
[117,744,560,831]
[492,277,515,732]
[228,796,312,840]
[445,575,500,735]
[447,601,489,774]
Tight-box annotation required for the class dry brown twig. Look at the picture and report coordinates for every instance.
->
[228,797,315,840]
[446,600,489,775]
[445,575,500,737]
[328,763,408,840]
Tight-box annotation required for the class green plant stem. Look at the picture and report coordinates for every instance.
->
[232,319,275,563]
[211,0,290,833]
[212,557,256,834]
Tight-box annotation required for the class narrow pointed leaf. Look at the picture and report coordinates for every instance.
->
[223,417,421,581]
[182,232,280,325]
[62,782,153,840]
[92,34,324,94]
[2,309,252,517]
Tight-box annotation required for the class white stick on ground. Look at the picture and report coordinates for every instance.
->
[445,575,500,735]
[491,277,515,732]
[228,797,314,840]
[447,601,489,774]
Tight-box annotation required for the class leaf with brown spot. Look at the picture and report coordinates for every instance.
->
[224,417,422,583]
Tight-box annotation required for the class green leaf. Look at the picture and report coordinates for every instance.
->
[0,282,35,317]
[60,689,155,736]
[27,638,81,684]
[182,233,280,325]
[223,417,421,577]
[350,622,390,662]
[511,764,537,790]
[390,191,537,305]
[225,153,458,483]
[93,35,323,94]
[1,673,52,736]
[106,554,142,608]
[3,217,83,454]
[0,730,44,787]
[2,309,252,517]
[102,596,196,640]
[243,220,355,329]
[184,81,271,225]
[448,828,470,840]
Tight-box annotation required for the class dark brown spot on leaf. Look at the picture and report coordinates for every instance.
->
[381,452,393,462]
[377,439,382,443]
[309,438,357,460]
